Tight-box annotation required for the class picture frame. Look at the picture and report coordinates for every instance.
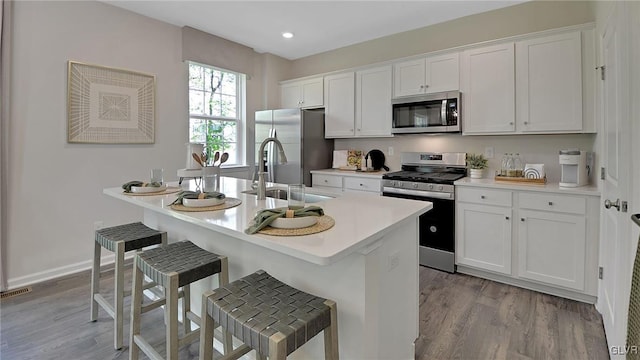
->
[67,61,156,144]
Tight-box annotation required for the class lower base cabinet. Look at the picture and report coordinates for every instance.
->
[455,184,599,301]
[457,203,512,275]
[311,171,382,195]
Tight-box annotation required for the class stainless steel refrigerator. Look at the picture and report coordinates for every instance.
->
[255,108,334,186]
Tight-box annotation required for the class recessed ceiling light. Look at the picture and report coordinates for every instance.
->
[282,32,294,39]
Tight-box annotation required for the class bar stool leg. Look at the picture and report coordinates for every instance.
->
[166,272,179,360]
[217,257,233,354]
[199,290,215,360]
[114,241,125,350]
[324,300,339,360]
[90,241,101,322]
[268,333,287,360]
[182,285,191,334]
[129,262,144,360]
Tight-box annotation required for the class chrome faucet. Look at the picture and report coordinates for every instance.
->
[254,137,287,200]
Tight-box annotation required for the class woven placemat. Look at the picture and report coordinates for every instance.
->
[257,215,335,236]
[123,186,182,196]
[170,197,242,212]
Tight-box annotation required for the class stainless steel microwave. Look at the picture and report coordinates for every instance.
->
[392,91,460,134]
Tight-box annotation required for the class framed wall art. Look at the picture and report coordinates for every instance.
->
[67,61,156,144]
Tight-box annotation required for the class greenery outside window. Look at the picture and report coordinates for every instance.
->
[188,62,244,166]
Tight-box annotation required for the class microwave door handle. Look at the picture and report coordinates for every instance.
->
[441,100,447,126]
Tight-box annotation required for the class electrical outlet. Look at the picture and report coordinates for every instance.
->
[388,146,394,156]
[94,221,104,230]
[484,147,494,159]
[388,252,400,271]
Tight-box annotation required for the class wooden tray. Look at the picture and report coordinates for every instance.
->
[494,175,547,185]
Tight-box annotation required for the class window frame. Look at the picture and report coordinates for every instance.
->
[187,61,245,166]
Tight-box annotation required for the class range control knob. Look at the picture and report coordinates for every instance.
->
[413,183,419,189]
[437,185,444,191]
[428,184,434,190]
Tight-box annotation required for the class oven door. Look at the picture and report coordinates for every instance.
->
[382,191,455,252]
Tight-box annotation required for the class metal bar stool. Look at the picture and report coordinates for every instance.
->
[199,270,338,360]
[90,222,167,350]
[130,240,229,360]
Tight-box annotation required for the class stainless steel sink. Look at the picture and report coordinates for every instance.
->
[242,188,333,203]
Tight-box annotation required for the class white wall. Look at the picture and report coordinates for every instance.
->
[7,1,186,287]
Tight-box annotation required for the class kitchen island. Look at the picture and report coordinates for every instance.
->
[103,177,431,359]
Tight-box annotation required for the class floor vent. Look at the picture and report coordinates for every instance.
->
[1,286,32,299]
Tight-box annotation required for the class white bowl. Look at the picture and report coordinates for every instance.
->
[130,185,167,193]
[182,197,225,208]
[270,216,318,229]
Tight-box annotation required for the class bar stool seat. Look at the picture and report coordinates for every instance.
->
[130,240,229,360]
[90,222,167,350]
[200,270,338,360]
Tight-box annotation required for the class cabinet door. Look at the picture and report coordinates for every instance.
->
[300,78,323,108]
[393,59,426,97]
[517,209,586,290]
[425,52,459,93]
[461,43,515,134]
[456,202,512,275]
[324,72,355,138]
[281,83,302,108]
[516,32,582,132]
[356,66,392,137]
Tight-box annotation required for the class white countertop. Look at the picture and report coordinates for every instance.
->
[104,177,430,265]
[454,177,601,196]
[310,168,387,179]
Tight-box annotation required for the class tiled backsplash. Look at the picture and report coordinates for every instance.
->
[335,133,597,184]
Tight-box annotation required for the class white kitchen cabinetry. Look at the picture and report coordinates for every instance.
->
[324,72,356,138]
[517,192,587,290]
[325,68,393,138]
[516,32,582,132]
[460,43,516,134]
[355,66,393,137]
[280,77,323,109]
[456,187,513,275]
[455,181,600,302]
[311,170,382,195]
[393,53,459,97]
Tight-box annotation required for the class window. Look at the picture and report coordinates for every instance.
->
[188,62,244,165]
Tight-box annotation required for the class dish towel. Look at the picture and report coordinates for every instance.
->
[122,180,162,193]
[627,214,640,358]
[245,206,324,235]
[170,190,225,205]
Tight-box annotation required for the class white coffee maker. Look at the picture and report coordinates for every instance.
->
[559,150,588,187]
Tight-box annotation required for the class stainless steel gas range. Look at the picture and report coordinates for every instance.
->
[382,152,466,273]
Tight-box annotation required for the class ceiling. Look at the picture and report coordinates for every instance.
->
[104,1,527,60]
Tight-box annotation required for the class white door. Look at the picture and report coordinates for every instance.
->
[356,66,392,137]
[598,3,632,356]
[324,72,355,138]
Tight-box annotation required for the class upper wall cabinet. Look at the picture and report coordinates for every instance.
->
[280,77,323,109]
[325,66,393,138]
[461,43,516,134]
[515,32,582,132]
[462,30,594,135]
[356,65,393,137]
[393,53,459,98]
[324,72,356,138]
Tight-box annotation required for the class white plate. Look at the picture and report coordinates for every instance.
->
[270,216,318,229]
[182,197,225,208]
[130,185,167,193]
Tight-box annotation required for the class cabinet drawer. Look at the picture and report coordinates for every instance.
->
[457,187,512,207]
[519,192,586,215]
[344,177,381,193]
[312,174,342,188]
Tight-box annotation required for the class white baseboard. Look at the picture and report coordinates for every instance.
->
[7,253,135,290]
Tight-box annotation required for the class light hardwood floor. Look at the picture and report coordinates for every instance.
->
[1,265,609,359]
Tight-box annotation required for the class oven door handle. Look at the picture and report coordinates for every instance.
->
[383,187,454,200]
